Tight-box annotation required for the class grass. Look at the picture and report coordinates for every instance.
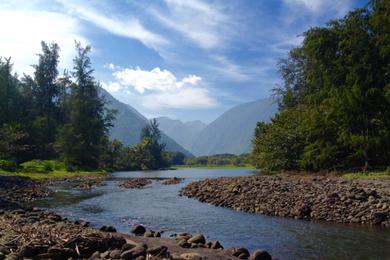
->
[0,169,106,180]
[174,164,255,169]
[0,159,106,180]
[342,169,390,180]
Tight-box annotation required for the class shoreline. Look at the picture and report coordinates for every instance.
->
[180,175,390,227]
[0,175,272,260]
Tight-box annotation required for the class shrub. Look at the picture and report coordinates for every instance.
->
[0,160,18,172]
[20,160,60,173]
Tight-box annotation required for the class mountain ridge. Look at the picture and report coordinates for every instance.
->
[100,89,193,156]
[190,98,278,156]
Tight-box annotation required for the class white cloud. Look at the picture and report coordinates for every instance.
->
[0,8,87,75]
[101,81,121,92]
[150,0,231,49]
[113,67,201,94]
[105,66,217,109]
[58,1,168,51]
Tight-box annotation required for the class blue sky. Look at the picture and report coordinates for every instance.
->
[0,0,366,123]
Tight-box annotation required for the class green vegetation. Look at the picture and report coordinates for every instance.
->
[0,41,169,176]
[342,169,390,179]
[183,153,252,168]
[0,159,105,179]
[252,0,390,173]
[176,165,254,169]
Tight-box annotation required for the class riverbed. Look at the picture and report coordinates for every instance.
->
[36,168,390,259]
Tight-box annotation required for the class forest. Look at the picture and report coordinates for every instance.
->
[0,42,169,173]
[251,0,390,172]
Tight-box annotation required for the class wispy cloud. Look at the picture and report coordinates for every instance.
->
[0,6,87,75]
[149,0,233,49]
[102,66,218,109]
[283,0,353,16]
[58,0,168,51]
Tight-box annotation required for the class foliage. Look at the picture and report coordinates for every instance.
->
[184,153,251,167]
[164,151,186,165]
[56,43,114,169]
[0,160,18,172]
[0,41,169,173]
[19,160,65,173]
[252,0,390,172]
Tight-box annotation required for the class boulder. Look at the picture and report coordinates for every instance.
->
[146,246,168,257]
[231,248,250,258]
[250,249,272,260]
[131,225,146,235]
[187,234,205,244]
[211,240,223,250]
[109,249,122,259]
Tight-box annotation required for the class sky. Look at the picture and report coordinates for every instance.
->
[0,0,367,123]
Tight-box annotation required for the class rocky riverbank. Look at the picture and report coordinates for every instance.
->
[0,175,273,259]
[180,175,390,227]
[119,178,153,189]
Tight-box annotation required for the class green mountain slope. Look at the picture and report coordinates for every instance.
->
[101,89,192,156]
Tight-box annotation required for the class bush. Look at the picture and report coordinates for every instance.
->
[0,160,18,172]
[20,160,65,173]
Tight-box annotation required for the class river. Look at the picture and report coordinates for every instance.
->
[36,168,390,259]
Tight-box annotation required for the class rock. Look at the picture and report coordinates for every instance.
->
[231,248,250,258]
[373,212,388,225]
[121,246,146,259]
[132,224,146,235]
[0,246,10,255]
[18,245,47,258]
[175,234,192,241]
[180,252,203,260]
[47,247,77,258]
[178,239,191,248]
[100,251,111,258]
[144,230,154,237]
[90,251,101,258]
[187,234,206,244]
[211,240,223,249]
[109,249,122,259]
[250,249,272,260]
[122,243,136,252]
[100,225,117,232]
[146,246,168,257]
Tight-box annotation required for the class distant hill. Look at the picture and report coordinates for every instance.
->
[191,98,278,156]
[155,117,207,152]
[100,89,192,156]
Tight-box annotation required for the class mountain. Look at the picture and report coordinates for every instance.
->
[191,98,278,156]
[155,117,207,151]
[100,89,192,156]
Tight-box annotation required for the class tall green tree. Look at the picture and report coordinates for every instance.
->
[137,119,168,170]
[57,43,113,169]
[0,58,22,125]
[252,0,390,172]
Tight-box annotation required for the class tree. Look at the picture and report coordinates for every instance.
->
[57,42,113,169]
[0,58,24,126]
[252,0,390,172]
[137,119,168,169]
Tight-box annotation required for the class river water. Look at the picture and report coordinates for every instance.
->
[37,168,390,259]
